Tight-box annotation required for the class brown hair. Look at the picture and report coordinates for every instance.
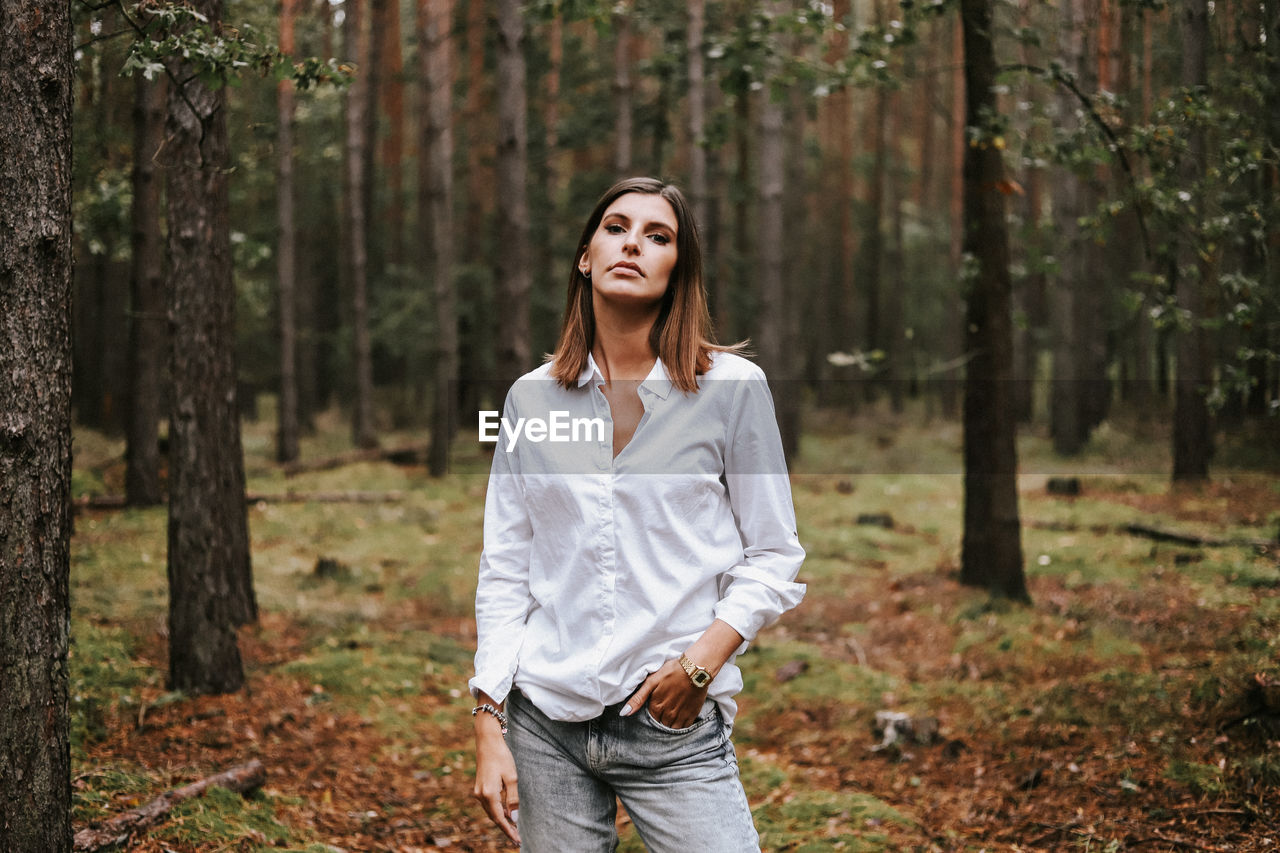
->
[548,177,743,392]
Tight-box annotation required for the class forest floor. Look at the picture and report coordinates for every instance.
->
[68,402,1280,852]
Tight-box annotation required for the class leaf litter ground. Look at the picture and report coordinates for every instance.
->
[70,410,1280,851]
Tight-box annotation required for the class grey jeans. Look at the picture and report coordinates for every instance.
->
[505,689,761,852]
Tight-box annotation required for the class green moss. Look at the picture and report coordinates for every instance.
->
[155,785,297,848]
[69,622,158,758]
[1165,760,1228,797]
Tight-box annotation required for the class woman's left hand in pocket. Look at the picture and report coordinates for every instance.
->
[621,658,707,729]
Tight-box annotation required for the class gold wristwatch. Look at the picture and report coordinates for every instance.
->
[679,653,712,688]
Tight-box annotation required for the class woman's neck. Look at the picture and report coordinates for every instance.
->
[591,305,658,383]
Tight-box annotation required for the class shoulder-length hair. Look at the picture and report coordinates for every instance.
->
[548,177,744,393]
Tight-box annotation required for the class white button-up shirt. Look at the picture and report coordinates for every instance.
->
[468,351,805,726]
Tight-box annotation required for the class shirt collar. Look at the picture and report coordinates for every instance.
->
[576,352,674,400]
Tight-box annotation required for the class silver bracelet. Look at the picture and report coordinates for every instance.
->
[472,702,508,735]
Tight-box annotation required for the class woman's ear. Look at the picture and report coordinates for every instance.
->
[578,252,591,277]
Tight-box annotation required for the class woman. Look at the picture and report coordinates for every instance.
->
[470,177,805,851]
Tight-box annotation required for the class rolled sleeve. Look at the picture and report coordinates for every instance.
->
[468,393,534,704]
[715,372,806,643]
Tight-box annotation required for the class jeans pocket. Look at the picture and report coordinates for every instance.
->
[641,701,717,735]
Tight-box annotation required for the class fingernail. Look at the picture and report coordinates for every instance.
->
[619,704,633,717]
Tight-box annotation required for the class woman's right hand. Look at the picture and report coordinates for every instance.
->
[472,703,520,846]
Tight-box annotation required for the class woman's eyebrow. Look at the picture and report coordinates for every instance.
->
[602,211,677,234]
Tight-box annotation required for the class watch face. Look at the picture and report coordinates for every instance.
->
[692,670,711,688]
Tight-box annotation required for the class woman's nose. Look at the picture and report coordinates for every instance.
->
[622,227,641,253]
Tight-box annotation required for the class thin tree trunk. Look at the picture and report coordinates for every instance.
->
[818,0,856,406]
[380,0,406,270]
[756,4,798,461]
[126,73,168,505]
[940,15,965,418]
[277,0,301,463]
[958,0,1028,602]
[1050,0,1097,455]
[613,2,633,177]
[1172,0,1213,481]
[728,90,751,342]
[545,13,564,203]
[494,0,532,387]
[863,68,888,402]
[687,0,708,245]
[462,0,489,266]
[165,0,256,694]
[885,91,906,415]
[0,0,74,841]
[422,0,457,475]
[345,0,378,448]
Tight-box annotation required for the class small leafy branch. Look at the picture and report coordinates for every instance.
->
[77,0,352,93]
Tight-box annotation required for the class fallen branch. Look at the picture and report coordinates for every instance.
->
[246,490,405,504]
[1123,523,1273,549]
[73,760,266,852]
[1126,832,1226,852]
[282,443,428,476]
[74,490,405,511]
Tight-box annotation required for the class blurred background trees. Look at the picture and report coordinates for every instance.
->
[67,0,1280,538]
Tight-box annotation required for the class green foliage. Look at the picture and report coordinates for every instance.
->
[1165,760,1228,797]
[117,2,351,90]
[156,785,297,848]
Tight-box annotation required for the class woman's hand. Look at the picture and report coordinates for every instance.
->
[472,700,520,846]
[622,658,708,729]
[622,620,747,728]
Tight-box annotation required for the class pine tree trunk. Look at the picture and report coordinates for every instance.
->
[1050,0,1091,455]
[495,0,532,387]
[613,3,633,177]
[863,73,888,402]
[1172,0,1213,481]
[817,0,856,407]
[126,73,168,505]
[940,14,965,418]
[165,0,255,694]
[0,0,74,842]
[345,0,378,448]
[277,0,301,464]
[958,0,1028,602]
[380,0,406,271]
[422,0,457,476]
[687,0,708,245]
[885,84,906,414]
[755,6,798,461]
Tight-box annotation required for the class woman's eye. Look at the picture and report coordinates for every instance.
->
[649,233,670,245]
[605,223,626,234]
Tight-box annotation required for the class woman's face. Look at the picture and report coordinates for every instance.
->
[578,192,679,310]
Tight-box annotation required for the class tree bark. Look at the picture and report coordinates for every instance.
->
[345,0,378,448]
[0,0,74,843]
[755,3,799,461]
[164,0,255,694]
[494,0,532,388]
[1049,0,1093,455]
[126,72,168,505]
[1172,0,1213,482]
[613,2,633,177]
[686,0,709,281]
[940,14,965,418]
[422,0,457,476]
[277,0,301,464]
[958,0,1029,602]
[863,68,888,402]
[379,0,406,271]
